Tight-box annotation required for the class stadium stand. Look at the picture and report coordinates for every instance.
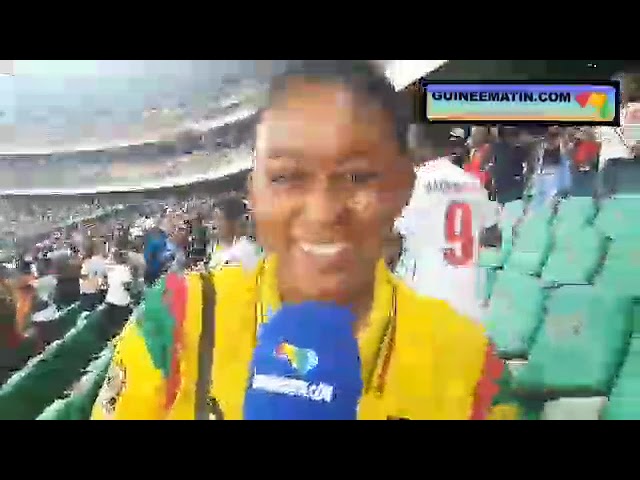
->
[3,61,640,420]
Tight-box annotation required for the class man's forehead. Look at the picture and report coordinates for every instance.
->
[256,86,396,159]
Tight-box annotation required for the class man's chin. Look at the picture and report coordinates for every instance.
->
[296,274,355,304]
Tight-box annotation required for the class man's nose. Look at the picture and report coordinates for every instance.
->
[302,180,348,227]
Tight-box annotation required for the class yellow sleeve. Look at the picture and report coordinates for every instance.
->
[91,319,166,420]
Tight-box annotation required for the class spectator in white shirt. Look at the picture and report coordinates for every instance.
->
[80,240,108,311]
[102,249,133,339]
[34,257,57,305]
[598,72,640,167]
[126,239,146,281]
[209,197,262,271]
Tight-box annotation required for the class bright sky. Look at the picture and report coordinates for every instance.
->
[13,60,148,77]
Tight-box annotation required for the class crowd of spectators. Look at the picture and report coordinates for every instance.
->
[451,123,640,209]
[0,188,253,382]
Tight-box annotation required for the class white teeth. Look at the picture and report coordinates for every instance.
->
[300,243,347,256]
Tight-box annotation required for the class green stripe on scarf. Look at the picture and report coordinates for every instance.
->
[137,277,175,379]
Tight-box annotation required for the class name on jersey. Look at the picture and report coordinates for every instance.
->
[421,180,478,195]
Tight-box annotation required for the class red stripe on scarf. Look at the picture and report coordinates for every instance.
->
[469,342,504,420]
[164,273,188,411]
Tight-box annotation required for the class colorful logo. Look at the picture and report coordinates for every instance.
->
[274,342,319,375]
[575,91,610,119]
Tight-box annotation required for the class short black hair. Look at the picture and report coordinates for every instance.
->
[267,60,409,152]
[408,122,452,158]
[219,197,246,222]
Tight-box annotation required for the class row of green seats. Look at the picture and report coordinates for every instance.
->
[480,197,555,271]
[43,303,84,342]
[484,195,633,274]
[508,209,554,275]
[37,346,113,420]
[592,198,640,339]
[594,196,640,241]
[513,286,633,399]
[507,197,595,275]
[595,238,640,297]
[541,225,606,286]
[0,303,82,385]
[500,198,627,287]
[482,270,545,360]
[0,306,108,420]
[29,281,160,420]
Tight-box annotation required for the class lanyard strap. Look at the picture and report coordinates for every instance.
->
[194,273,224,420]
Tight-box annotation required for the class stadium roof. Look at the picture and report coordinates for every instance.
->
[0,61,265,155]
[0,61,448,155]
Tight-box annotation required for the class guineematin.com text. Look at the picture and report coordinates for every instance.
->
[432,91,572,103]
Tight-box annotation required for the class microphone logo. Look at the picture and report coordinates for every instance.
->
[274,342,319,376]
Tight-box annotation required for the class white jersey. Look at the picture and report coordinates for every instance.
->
[597,105,636,167]
[209,237,263,272]
[395,158,499,320]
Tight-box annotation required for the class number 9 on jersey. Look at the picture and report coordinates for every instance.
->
[443,202,474,267]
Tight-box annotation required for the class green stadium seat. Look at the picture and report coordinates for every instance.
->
[633,303,640,338]
[553,197,597,240]
[506,214,553,276]
[36,398,76,420]
[514,287,632,398]
[541,226,606,286]
[602,338,640,420]
[555,196,597,225]
[596,238,640,297]
[595,237,640,344]
[478,247,506,269]
[501,199,525,227]
[482,270,545,360]
[594,197,640,240]
[0,306,108,420]
[37,348,112,421]
[0,304,81,385]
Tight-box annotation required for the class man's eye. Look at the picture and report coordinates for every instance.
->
[347,172,379,184]
[269,174,289,185]
[269,172,303,185]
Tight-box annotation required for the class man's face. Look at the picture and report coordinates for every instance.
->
[250,80,413,302]
[450,138,466,156]
[470,127,488,147]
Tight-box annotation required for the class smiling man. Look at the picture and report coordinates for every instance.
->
[92,60,522,420]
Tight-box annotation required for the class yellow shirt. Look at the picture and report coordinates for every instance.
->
[92,256,518,420]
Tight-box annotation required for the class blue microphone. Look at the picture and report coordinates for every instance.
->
[243,302,363,420]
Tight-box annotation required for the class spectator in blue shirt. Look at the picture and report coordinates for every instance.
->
[530,128,573,210]
[143,225,168,286]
